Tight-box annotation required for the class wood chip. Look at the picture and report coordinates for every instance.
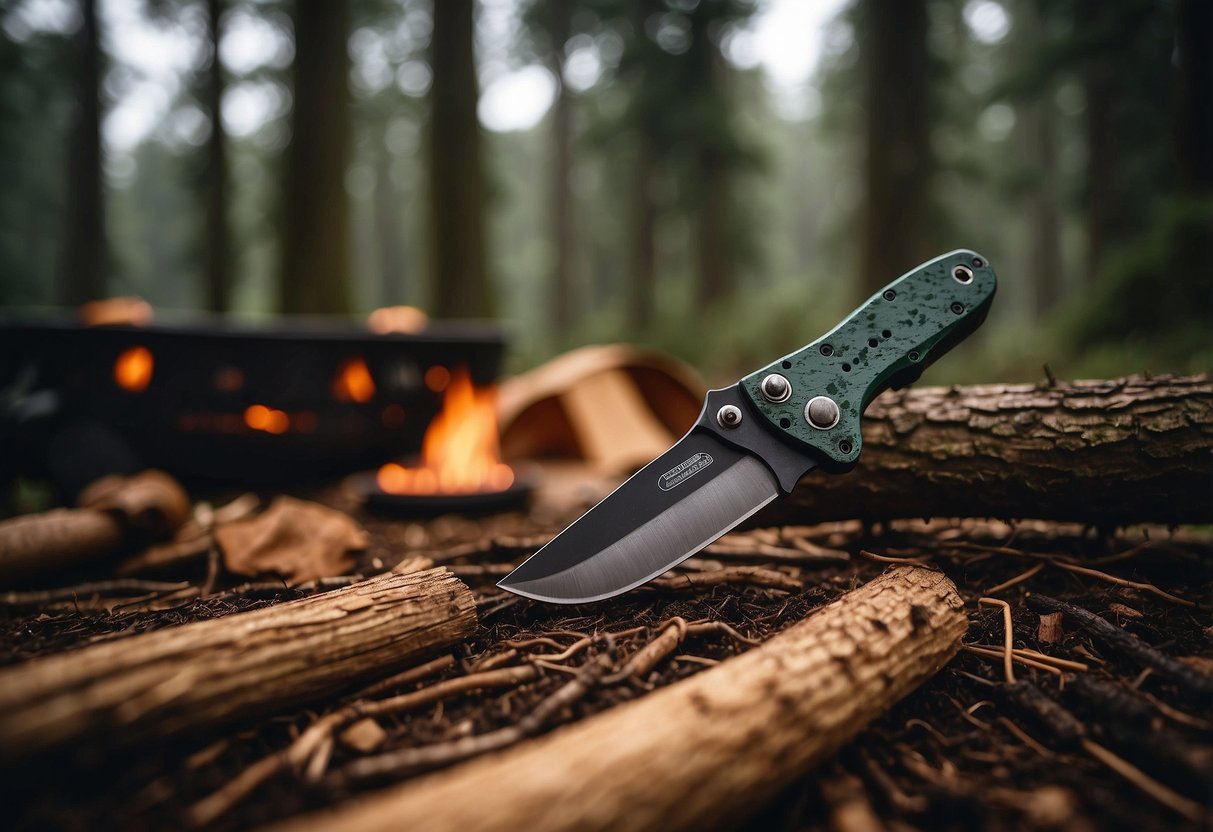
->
[340,718,387,753]
[1037,612,1064,644]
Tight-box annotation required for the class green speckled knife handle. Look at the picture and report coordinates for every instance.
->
[740,249,997,471]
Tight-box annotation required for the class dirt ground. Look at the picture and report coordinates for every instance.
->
[2,474,1210,831]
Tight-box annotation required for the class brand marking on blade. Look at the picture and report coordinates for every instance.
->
[658,452,713,491]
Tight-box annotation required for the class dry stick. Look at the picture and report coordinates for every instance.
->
[341,654,612,784]
[187,663,539,827]
[705,539,848,565]
[1026,594,1213,695]
[963,645,1062,677]
[984,562,1045,595]
[0,568,477,763]
[351,654,456,700]
[601,618,689,684]
[978,598,1016,684]
[270,566,968,832]
[1050,561,1198,607]
[859,549,931,565]
[646,566,802,593]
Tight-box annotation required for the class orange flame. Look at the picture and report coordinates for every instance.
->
[114,345,154,392]
[377,366,514,495]
[332,357,376,403]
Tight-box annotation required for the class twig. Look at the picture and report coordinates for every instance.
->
[859,549,930,564]
[963,645,1061,677]
[1050,561,1197,607]
[646,567,801,593]
[602,618,688,683]
[187,664,538,826]
[983,563,1044,595]
[340,653,611,783]
[350,654,456,700]
[996,716,1053,758]
[978,597,1016,684]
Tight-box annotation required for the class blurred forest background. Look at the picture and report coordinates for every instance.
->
[0,0,1209,384]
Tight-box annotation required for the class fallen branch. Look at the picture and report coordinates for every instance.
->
[765,376,1213,526]
[0,568,476,762]
[272,566,967,832]
[0,470,190,585]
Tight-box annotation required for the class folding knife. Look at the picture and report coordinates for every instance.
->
[499,250,997,603]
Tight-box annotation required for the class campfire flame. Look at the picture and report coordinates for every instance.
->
[114,345,154,392]
[377,366,514,495]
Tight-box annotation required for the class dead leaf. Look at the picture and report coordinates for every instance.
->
[215,496,368,585]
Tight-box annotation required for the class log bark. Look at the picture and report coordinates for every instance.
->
[0,568,475,762]
[761,375,1213,527]
[274,566,966,832]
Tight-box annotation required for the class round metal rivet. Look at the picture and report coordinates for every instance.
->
[760,373,792,403]
[952,264,973,284]
[716,404,743,429]
[804,396,840,430]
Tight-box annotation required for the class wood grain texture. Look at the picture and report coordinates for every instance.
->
[764,375,1213,526]
[275,566,966,832]
[0,568,475,761]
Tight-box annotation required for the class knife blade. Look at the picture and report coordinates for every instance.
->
[499,249,997,603]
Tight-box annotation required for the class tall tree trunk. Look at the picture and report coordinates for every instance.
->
[858,0,932,297]
[60,0,105,305]
[690,10,733,312]
[548,1,575,339]
[1174,0,1213,196]
[627,0,660,331]
[1079,1,1117,284]
[427,0,493,319]
[373,143,407,307]
[628,140,657,329]
[279,0,351,314]
[204,0,230,314]
[1015,0,1062,315]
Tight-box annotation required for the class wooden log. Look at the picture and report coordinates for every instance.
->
[273,566,966,832]
[0,470,191,585]
[762,375,1213,527]
[0,568,475,762]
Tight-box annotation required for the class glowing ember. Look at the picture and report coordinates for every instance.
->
[332,357,376,403]
[377,366,514,495]
[244,404,289,434]
[113,345,154,392]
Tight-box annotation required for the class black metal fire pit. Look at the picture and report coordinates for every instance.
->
[0,316,505,490]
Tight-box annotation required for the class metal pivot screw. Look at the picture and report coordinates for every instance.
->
[805,396,840,430]
[760,373,792,403]
[716,404,743,429]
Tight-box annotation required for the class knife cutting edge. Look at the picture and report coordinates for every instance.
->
[499,250,997,603]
